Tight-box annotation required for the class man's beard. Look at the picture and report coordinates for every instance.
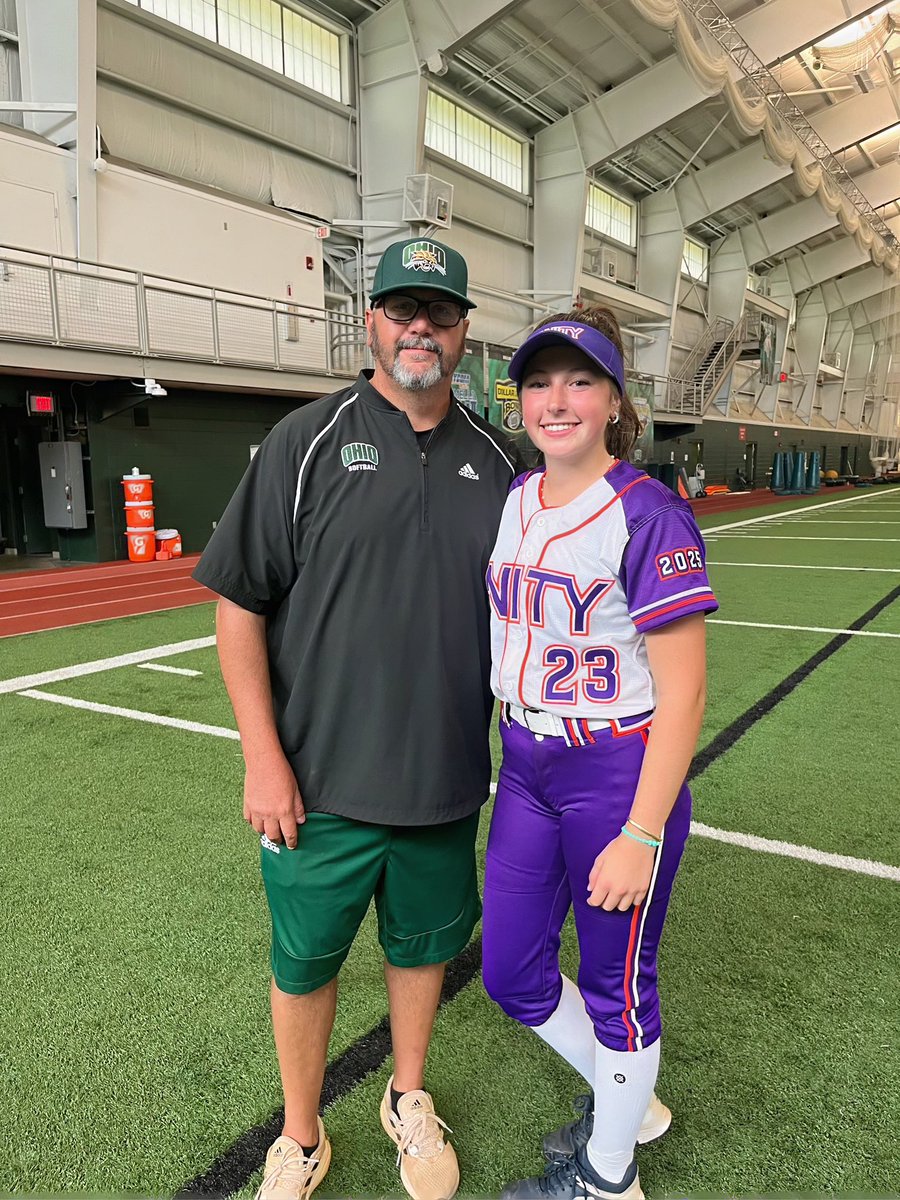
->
[371,330,458,391]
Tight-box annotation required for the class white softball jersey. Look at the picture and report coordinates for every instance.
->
[488,460,718,719]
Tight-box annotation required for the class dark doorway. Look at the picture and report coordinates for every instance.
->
[0,409,54,557]
[743,441,758,487]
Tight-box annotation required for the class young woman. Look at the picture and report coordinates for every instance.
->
[483,307,718,1200]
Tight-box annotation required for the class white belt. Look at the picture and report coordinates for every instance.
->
[505,702,610,737]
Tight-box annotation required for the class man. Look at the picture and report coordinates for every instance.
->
[193,238,523,1200]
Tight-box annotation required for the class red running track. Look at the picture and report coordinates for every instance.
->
[0,486,856,638]
[688,484,852,517]
[0,555,214,637]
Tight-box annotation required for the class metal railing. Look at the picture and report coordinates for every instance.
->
[673,316,734,383]
[697,312,749,411]
[0,243,368,378]
[682,0,900,257]
[667,312,750,413]
[657,379,703,416]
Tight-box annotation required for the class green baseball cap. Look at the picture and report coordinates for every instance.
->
[370,238,476,309]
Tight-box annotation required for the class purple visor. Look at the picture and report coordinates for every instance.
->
[507,323,625,397]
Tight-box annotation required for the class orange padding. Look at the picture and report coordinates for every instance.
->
[704,485,730,494]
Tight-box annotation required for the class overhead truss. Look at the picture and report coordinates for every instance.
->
[682,0,900,256]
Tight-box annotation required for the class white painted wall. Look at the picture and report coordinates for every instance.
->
[0,129,75,253]
[97,165,325,305]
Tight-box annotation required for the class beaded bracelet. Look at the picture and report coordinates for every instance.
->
[626,817,661,841]
[620,824,661,849]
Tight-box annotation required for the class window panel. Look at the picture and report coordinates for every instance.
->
[682,236,709,282]
[425,91,525,192]
[130,0,343,102]
[283,8,341,100]
[141,0,217,40]
[586,183,635,247]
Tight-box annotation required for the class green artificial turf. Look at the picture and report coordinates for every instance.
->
[283,837,899,1197]
[0,698,389,1192]
[706,564,894,630]
[1,492,898,1196]
[28,645,238,731]
[692,634,900,866]
[0,602,216,683]
[704,530,900,572]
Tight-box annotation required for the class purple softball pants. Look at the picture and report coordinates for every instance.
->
[482,715,691,1052]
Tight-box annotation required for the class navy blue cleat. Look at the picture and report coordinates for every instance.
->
[542,1092,671,1162]
[500,1147,643,1200]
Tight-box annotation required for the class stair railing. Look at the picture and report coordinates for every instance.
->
[697,312,751,410]
[674,316,734,383]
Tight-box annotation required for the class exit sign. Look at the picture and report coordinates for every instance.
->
[27,391,56,415]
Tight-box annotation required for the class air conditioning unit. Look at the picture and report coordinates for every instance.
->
[403,174,453,228]
[822,351,842,369]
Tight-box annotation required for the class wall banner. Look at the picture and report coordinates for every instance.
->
[628,376,655,464]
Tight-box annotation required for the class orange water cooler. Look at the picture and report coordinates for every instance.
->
[122,468,155,562]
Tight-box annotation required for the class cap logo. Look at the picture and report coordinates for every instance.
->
[545,324,585,340]
[402,241,447,277]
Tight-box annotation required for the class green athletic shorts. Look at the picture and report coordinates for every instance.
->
[260,811,481,994]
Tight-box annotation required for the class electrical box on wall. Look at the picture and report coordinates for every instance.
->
[38,442,87,529]
[403,175,453,228]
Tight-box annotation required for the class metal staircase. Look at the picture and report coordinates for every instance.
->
[666,314,751,414]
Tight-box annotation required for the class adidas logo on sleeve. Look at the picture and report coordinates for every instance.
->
[458,463,480,480]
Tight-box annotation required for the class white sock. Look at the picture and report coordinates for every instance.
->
[586,1039,660,1184]
[531,974,595,1084]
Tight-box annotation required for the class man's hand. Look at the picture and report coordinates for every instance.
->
[587,834,655,911]
[244,751,305,849]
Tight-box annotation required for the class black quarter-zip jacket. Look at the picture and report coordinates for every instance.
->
[194,370,524,825]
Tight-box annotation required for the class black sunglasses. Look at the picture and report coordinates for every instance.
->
[376,293,467,328]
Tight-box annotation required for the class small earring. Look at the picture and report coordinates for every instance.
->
[609,411,620,425]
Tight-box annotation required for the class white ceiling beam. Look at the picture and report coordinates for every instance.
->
[787,217,900,291]
[676,84,900,227]
[398,0,525,69]
[576,0,654,70]
[736,161,900,265]
[811,84,900,152]
[738,0,889,65]
[823,265,900,312]
[550,0,892,172]
[676,143,796,227]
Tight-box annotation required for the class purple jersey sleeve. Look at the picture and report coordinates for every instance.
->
[620,508,718,632]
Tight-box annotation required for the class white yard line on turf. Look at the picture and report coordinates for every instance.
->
[701,489,900,534]
[482,785,899,882]
[709,562,900,572]
[18,689,239,739]
[138,663,203,676]
[709,619,900,638]
[690,822,900,882]
[0,636,216,695]
[775,519,900,525]
[708,534,900,542]
[12,685,897,883]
